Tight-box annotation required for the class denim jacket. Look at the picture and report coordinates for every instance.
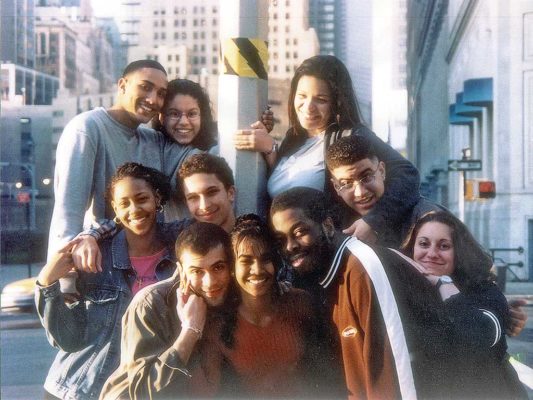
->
[36,226,179,400]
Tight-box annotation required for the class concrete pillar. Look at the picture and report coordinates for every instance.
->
[218,0,269,217]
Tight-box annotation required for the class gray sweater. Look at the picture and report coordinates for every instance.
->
[48,107,199,256]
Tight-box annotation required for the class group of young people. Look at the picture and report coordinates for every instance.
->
[36,55,528,400]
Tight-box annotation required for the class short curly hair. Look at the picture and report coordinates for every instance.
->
[154,79,216,151]
[270,187,330,225]
[178,153,234,193]
[107,162,171,205]
[325,135,377,171]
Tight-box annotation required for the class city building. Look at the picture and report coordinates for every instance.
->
[268,0,319,80]
[118,0,220,76]
[406,0,533,280]
[340,0,408,151]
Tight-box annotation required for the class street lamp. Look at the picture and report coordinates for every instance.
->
[15,182,23,189]
[42,178,51,185]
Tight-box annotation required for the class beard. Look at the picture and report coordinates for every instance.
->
[282,231,333,286]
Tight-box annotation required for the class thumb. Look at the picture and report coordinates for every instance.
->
[58,237,83,254]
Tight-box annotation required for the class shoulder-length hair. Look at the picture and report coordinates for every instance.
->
[154,79,217,151]
[401,211,495,291]
[280,55,363,158]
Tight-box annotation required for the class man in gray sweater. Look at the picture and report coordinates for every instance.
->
[48,60,199,258]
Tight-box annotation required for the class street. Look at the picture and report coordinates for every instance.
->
[0,264,532,399]
[1,323,56,399]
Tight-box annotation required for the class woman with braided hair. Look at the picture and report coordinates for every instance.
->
[36,162,191,400]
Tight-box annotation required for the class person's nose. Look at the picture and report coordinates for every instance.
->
[249,260,262,275]
[198,195,209,211]
[145,89,158,105]
[426,246,439,259]
[353,182,368,198]
[286,236,299,253]
[202,271,214,289]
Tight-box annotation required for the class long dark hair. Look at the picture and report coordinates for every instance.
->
[401,211,495,291]
[279,55,364,158]
[154,79,217,151]
[220,214,283,348]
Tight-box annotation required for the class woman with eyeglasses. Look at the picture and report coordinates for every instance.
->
[153,79,218,152]
[234,55,420,244]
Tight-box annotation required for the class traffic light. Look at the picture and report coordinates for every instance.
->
[464,179,496,200]
[478,180,496,199]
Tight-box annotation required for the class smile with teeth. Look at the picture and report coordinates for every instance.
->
[289,253,307,267]
[139,103,155,113]
[247,276,268,285]
[129,216,148,226]
[355,195,374,205]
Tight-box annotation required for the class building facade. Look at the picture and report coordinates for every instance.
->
[407,0,533,280]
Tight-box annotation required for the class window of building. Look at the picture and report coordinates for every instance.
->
[212,6,217,13]
[154,20,158,27]
[200,56,206,64]
[193,44,198,51]
[293,38,297,45]
[193,6,197,14]
[174,20,179,26]
[161,20,166,27]
[212,56,218,64]
[168,55,172,61]
[213,19,217,26]
[154,10,158,15]
[193,19,198,26]
[213,68,218,74]
[175,54,180,61]
[174,32,179,39]
[201,44,205,51]
[161,32,166,39]
[273,13,277,19]
[285,13,289,18]
[193,32,198,39]
[182,32,187,39]
[285,51,290,59]
[286,65,290,72]
[154,55,159,61]
[193,56,198,65]
[285,38,289,45]
[201,32,205,39]
[182,19,187,27]
[273,26,277,32]
[154,32,159,39]
[285,25,289,33]
[161,9,166,15]
[168,67,172,74]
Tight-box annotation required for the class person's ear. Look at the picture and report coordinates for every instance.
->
[378,161,386,181]
[227,186,236,203]
[321,217,335,241]
[118,77,127,94]
[330,178,341,195]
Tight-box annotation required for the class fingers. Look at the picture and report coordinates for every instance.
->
[57,237,83,254]
[72,236,102,274]
[250,120,266,130]
[508,298,527,307]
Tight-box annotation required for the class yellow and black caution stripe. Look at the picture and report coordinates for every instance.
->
[221,38,268,80]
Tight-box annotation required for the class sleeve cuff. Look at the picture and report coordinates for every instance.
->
[158,347,192,377]
[37,280,62,298]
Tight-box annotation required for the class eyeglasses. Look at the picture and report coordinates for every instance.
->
[164,109,201,121]
[332,166,380,192]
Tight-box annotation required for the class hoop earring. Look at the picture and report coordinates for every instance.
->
[156,204,163,213]
[113,216,121,225]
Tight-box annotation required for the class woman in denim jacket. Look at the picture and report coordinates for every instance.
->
[36,163,191,400]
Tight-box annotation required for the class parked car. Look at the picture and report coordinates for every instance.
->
[1,277,36,313]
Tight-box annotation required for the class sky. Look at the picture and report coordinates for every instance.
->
[91,0,121,18]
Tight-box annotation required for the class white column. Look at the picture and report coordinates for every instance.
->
[218,0,269,217]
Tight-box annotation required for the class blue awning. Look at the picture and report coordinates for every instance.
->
[449,104,474,125]
[455,92,483,117]
[462,78,493,107]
